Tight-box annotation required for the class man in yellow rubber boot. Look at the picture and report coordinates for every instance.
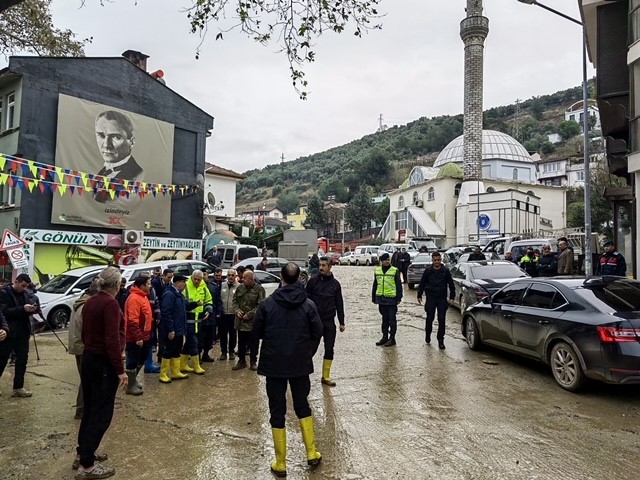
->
[305,256,345,386]
[253,263,324,477]
[179,270,212,375]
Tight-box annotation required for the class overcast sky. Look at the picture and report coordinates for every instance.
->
[41,0,594,174]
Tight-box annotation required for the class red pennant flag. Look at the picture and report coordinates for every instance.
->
[51,183,58,192]
[39,183,45,194]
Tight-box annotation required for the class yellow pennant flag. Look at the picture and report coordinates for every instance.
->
[28,182,36,192]
[0,173,7,185]
[109,189,116,200]
[123,179,130,190]
[55,167,64,183]
[28,160,38,176]
[103,177,110,189]
[58,184,68,196]
[141,182,148,192]
[0,154,6,171]
[80,172,88,187]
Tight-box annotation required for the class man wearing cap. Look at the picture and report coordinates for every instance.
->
[596,241,627,277]
[372,252,402,347]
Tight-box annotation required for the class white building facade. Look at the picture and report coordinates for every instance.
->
[203,163,245,235]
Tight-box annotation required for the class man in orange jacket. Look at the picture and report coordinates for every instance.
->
[124,276,153,395]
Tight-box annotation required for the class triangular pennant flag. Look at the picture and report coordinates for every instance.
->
[103,176,110,189]
[123,179,130,190]
[58,184,67,196]
[80,172,88,187]
[55,167,64,183]
[0,173,7,185]
[109,189,116,200]
[51,183,58,192]
[7,159,16,172]
[21,163,29,176]
[28,160,37,176]
[69,185,76,195]
[7,176,14,187]
[39,183,45,194]
[28,181,36,193]
[77,187,84,196]
[0,154,6,171]
[22,178,30,190]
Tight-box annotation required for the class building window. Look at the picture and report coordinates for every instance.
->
[0,98,3,131]
[398,196,404,209]
[427,187,435,201]
[633,0,640,43]
[526,190,535,196]
[6,92,15,130]
[395,210,407,231]
[513,168,518,180]
[454,183,461,197]
[486,186,496,193]
[576,171,585,181]
[0,185,15,206]
[412,191,419,204]
[569,114,575,122]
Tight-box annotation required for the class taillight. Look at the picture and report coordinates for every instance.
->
[597,326,639,343]
[473,285,489,299]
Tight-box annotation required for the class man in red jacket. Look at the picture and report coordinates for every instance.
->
[124,276,153,395]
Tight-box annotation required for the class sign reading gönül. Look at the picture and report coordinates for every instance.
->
[51,94,175,232]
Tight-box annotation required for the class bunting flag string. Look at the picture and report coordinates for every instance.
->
[0,152,199,199]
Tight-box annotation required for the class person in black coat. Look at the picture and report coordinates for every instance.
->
[536,246,558,277]
[0,273,38,397]
[417,252,455,350]
[305,256,345,386]
[252,262,323,478]
[596,241,627,277]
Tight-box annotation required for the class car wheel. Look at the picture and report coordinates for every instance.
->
[550,341,585,392]
[459,295,467,312]
[464,316,481,350]
[49,307,70,330]
[408,283,414,290]
[365,260,370,266]
[355,260,360,266]
[299,272,309,285]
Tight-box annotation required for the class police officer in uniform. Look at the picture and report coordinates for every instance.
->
[372,253,402,347]
[596,240,627,277]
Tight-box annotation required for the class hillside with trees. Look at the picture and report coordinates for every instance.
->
[238,83,596,212]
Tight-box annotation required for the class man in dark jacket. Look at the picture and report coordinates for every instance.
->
[306,256,345,387]
[0,273,38,397]
[536,246,558,277]
[468,246,486,261]
[253,262,323,478]
[372,253,403,347]
[596,240,627,277]
[417,252,455,349]
[398,248,412,284]
[201,270,223,362]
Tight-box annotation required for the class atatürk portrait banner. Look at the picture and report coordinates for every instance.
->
[51,94,175,232]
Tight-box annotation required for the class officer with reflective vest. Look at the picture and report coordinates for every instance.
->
[180,270,212,375]
[372,252,402,347]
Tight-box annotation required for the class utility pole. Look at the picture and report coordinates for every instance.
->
[377,114,387,133]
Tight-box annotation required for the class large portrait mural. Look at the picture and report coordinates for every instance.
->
[51,94,175,232]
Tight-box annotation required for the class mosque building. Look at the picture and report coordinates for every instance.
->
[378,130,567,248]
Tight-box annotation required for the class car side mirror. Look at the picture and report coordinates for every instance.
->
[71,288,83,294]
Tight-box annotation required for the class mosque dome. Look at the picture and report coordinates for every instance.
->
[433,130,532,168]
[436,162,463,179]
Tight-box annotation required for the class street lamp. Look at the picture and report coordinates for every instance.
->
[517,0,592,276]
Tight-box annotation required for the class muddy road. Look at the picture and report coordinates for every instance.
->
[1,265,639,479]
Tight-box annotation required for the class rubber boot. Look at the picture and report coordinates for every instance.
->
[191,355,206,375]
[171,358,189,380]
[144,348,160,373]
[375,335,388,346]
[179,354,195,373]
[125,370,143,396]
[270,428,287,478]
[159,359,172,384]
[321,359,336,386]
[299,417,322,466]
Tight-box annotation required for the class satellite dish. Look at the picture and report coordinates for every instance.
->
[195,173,205,189]
[204,217,213,234]
[207,192,215,206]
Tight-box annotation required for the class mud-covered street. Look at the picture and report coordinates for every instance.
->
[1,265,639,480]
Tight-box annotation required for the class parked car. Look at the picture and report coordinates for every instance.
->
[37,259,213,329]
[508,239,558,263]
[449,260,529,312]
[252,270,282,297]
[353,245,379,266]
[378,243,419,260]
[406,253,452,289]
[231,257,309,284]
[339,251,355,266]
[324,252,342,265]
[461,276,640,391]
[457,251,501,263]
[205,244,260,269]
[444,246,475,264]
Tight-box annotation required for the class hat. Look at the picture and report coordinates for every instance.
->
[603,240,614,247]
[173,274,188,283]
[379,253,390,261]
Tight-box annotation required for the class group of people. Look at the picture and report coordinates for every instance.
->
[60,253,348,479]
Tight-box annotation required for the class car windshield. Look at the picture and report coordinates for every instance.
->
[578,280,640,312]
[470,264,525,279]
[412,254,433,264]
[39,274,80,294]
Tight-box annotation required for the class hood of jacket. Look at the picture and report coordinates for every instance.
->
[130,285,148,298]
[271,282,307,309]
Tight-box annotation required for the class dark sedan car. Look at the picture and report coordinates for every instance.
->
[231,257,309,283]
[461,277,640,391]
[450,260,528,311]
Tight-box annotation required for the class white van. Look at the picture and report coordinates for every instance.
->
[353,245,379,266]
[205,244,260,269]
[378,243,419,260]
[508,239,558,262]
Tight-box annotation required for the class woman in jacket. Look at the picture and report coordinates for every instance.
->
[124,276,153,395]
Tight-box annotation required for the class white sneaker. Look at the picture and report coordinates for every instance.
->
[11,388,32,397]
